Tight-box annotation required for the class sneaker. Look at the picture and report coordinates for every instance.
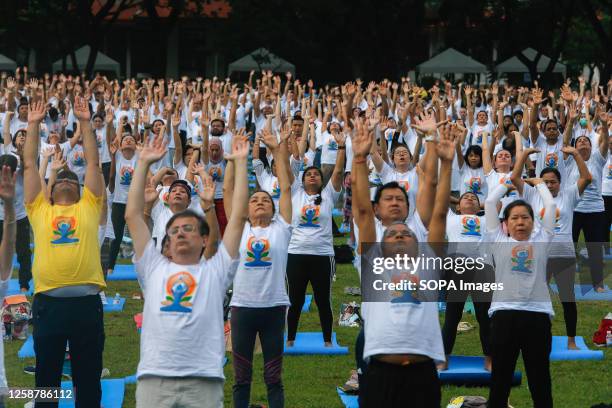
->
[101,368,110,378]
[23,366,35,375]
[457,322,474,333]
[341,369,359,394]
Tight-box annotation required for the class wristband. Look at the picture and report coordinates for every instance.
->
[337,146,346,150]
[203,205,215,213]
[353,157,367,164]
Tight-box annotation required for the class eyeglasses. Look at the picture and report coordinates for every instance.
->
[167,224,197,236]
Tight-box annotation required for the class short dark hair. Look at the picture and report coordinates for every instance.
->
[540,167,561,182]
[374,182,409,209]
[542,119,558,130]
[463,145,483,168]
[211,118,225,127]
[293,114,304,123]
[301,166,324,205]
[0,154,18,173]
[502,199,534,221]
[165,209,210,236]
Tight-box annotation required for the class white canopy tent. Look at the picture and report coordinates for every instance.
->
[52,46,120,75]
[228,48,295,76]
[0,54,17,71]
[417,48,487,74]
[496,48,566,76]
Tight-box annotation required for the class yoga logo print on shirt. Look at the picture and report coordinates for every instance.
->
[271,180,280,199]
[607,164,612,179]
[539,207,561,232]
[244,236,272,267]
[510,245,533,274]
[327,137,338,151]
[51,216,79,245]
[119,166,134,186]
[162,191,170,207]
[499,177,517,197]
[466,177,482,195]
[461,216,481,236]
[160,271,197,313]
[299,204,320,228]
[208,166,223,182]
[397,180,410,192]
[71,151,85,166]
[544,152,559,169]
[390,272,421,305]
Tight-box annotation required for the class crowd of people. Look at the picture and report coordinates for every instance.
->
[0,67,610,407]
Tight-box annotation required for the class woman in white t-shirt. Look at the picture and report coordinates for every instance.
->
[106,132,138,275]
[455,144,487,203]
[286,129,346,348]
[482,128,519,214]
[224,128,292,408]
[512,146,592,350]
[440,192,492,371]
[603,134,612,254]
[484,182,556,408]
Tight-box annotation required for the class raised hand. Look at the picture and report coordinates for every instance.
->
[197,168,215,204]
[73,96,91,121]
[50,150,67,172]
[561,146,577,156]
[225,135,249,161]
[531,87,543,105]
[139,131,167,164]
[0,165,16,202]
[411,111,438,135]
[435,125,455,162]
[261,129,279,150]
[144,180,159,204]
[464,85,473,97]
[28,100,46,123]
[350,119,372,158]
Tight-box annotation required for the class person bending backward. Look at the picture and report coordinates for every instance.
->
[0,164,18,406]
[353,119,454,408]
[223,127,292,408]
[511,145,592,349]
[484,181,557,408]
[439,190,493,371]
[126,131,249,408]
[285,125,347,348]
[569,117,610,292]
[23,98,107,407]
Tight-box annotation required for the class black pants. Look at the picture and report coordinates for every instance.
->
[605,195,612,254]
[488,310,552,408]
[361,359,440,408]
[107,202,126,271]
[546,257,577,337]
[101,162,111,187]
[441,264,493,356]
[572,211,606,288]
[0,217,32,290]
[32,294,105,408]
[230,306,286,408]
[286,253,335,342]
[355,327,366,407]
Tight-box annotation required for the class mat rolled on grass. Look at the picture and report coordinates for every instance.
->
[7,278,33,296]
[438,356,522,386]
[284,332,349,355]
[17,335,35,359]
[549,284,612,301]
[103,297,126,313]
[107,264,137,281]
[301,294,313,312]
[336,387,359,408]
[58,379,125,408]
[549,336,604,361]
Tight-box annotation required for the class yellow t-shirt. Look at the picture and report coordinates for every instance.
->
[25,188,106,294]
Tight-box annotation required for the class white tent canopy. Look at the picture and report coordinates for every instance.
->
[417,48,487,74]
[52,45,120,75]
[228,48,295,75]
[496,48,566,75]
[0,54,17,71]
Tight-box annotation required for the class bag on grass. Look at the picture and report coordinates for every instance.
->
[339,302,361,327]
[334,244,354,264]
[2,294,31,340]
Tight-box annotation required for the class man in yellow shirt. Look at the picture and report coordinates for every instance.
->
[24,98,105,407]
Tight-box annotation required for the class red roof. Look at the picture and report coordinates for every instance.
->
[91,0,231,20]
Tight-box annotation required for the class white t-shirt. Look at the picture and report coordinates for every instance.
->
[532,136,569,180]
[361,244,444,363]
[379,162,418,218]
[458,165,487,199]
[253,159,280,209]
[94,127,111,164]
[486,170,518,215]
[602,152,612,196]
[522,183,580,258]
[446,211,485,258]
[568,149,605,213]
[135,240,238,380]
[230,217,293,308]
[319,131,339,165]
[9,116,27,136]
[39,141,70,180]
[150,203,174,249]
[205,160,226,200]
[67,143,86,184]
[468,123,494,147]
[113,152,137,204]
[0,278,8,390]
[485,227,554,317]
[288,181,340,256]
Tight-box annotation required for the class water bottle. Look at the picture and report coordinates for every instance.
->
[606,330,612,347]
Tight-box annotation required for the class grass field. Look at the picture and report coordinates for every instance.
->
[4,240,612,407]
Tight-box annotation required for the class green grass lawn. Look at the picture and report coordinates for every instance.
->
[4,246,612,407]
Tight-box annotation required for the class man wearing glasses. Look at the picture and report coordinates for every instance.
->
[23,97,106,407]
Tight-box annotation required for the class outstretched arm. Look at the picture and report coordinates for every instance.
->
[561,146,592,195]
[428,127,453,248]
[485,184,508,233]
[73,96,103,197]
[222,136,250,258]
[0,166,16,281]
[24,101,45,204]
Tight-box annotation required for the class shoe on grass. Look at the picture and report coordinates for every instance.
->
[23,366,35,375]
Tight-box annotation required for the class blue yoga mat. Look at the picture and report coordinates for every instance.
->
[439,356,522,385]
[59,379,125,408]
[337,387,359,408]
[550,284,612,301]
[301,294,313,312]
[332,208,342,217]
[17,335,35,359]
[284,332,348,355]
[107,264,137,281]
[7,279,33,296]
[103,297,126,313]
[550,336,604,361]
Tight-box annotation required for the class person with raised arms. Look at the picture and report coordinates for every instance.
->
[223,126,292,408]
[126,130,249,408]
[353,119,453,407]
[24,97,106,406]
